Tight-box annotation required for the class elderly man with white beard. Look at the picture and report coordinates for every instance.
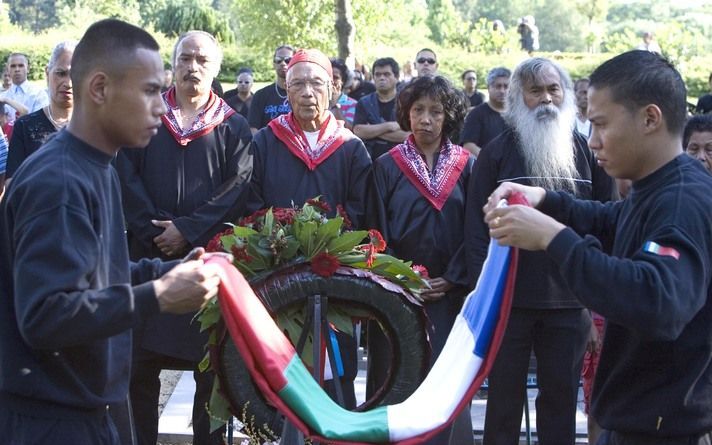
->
[464,58,615,445]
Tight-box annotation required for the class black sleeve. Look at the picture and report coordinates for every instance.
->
[442,158,475,288]
[353,100,369,127]
[343,140,373,230]
[547,223,710,341]
[247,89,264,129]
[114,148,167,249]
[245,131,267,214]
[6,118,28,177]
[539,190,621,240]
[464,146,500,286]
[172,118,254,247]
[460,108,482,145]
[10,181,160,350]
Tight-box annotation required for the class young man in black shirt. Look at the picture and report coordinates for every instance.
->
[247,45,293,134]
[353,57,410,160]
[485,50,712,445]
[460,66,510,156]
[0,19,223,444]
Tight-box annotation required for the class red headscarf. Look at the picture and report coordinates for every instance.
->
[287,49,333,78]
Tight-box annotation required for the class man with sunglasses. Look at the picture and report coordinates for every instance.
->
[225,68,254,119]
[415,48,439,78]
[247,45,294,134]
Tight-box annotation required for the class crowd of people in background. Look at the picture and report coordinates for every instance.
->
[0,16,711,445]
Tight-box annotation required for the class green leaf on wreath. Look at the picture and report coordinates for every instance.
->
[326,230,368,254]
[277,237,301,263]
[232,226,258,238]
[208,378,233,433]
[315,217,343,245]
[295,220,318,256]
[261,209,274,236]
[197,297,221,332]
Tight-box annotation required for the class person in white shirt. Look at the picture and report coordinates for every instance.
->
[1,53,48,122]
[574,77,591,138]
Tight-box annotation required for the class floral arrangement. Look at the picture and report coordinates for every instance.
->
[203,197,427,287]
[197,197,429,430]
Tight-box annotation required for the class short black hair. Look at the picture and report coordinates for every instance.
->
[372,57,399,79]
[71,19,159,93]
[273,45,294,57]
[416,48,437,60]
[461,70,476,81]
[683,114,712,149]
[330,58,353,87]
[396,75,468,141]
[590,50,687,135]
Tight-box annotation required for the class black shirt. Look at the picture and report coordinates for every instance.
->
[696,94,712,114]
[7,109,57,177]
[460,103,506,148]
[467,91,485,108]
[353,95,397,160]
[247,82,291,130]
[543,155,712,436]
[0,130,165,412]
[464,128,615,308]
[348,81,376,102]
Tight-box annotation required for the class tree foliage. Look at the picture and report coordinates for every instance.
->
[155,0,235,44]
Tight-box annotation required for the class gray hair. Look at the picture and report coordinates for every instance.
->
[505,58,573,117]
[486,67,511,86]
[172,30,223,74]
[48,41,77,70]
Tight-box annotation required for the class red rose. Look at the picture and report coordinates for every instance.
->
[311,252,340,277]
[368,229,387,252]
[412,264,430,279]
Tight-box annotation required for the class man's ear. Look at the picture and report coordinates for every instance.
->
[87,71,109,105]
[641,104,663,133]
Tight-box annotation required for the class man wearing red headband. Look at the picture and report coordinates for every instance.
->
[246,48,372,407]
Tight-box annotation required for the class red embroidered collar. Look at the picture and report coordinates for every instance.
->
[268,112,352,171]
[390,135,470,211]
[160,87,235,146]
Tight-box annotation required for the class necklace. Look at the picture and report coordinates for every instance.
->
[274,82,287,99]
[45,105,70,130]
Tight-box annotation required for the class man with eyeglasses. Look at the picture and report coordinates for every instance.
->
[414,48,439,78]
[353,57,410,160]
[224,68,254,119]
[245,49,371,410]
[247,44,294,134]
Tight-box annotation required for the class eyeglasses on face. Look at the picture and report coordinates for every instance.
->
[273,56,292,64]
[417,58,437,65]
[287,79,328,91]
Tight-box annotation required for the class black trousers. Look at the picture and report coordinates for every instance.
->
[0,403,119,445]
[129,350,224,445]
[483,308,590,445]
[597,430,712,445]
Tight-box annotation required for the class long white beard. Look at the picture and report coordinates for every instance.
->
[506,95,579,192]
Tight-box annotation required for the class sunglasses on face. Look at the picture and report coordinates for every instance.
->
[237,81,251,84]
[273,56,292,64]
[417,58,437,65]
